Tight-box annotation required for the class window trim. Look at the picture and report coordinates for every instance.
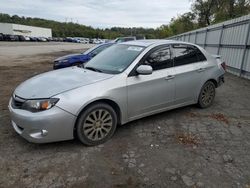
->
[128,44,173,77]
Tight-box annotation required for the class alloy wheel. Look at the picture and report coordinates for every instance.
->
[201,83,215,106]
[82,109,113,141]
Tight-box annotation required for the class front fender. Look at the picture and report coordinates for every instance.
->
[54,75,128,124]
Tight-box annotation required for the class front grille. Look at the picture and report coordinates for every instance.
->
[12,95,25,109]
[54,61,60,65]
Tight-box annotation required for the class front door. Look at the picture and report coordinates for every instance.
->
[127,45,175,120]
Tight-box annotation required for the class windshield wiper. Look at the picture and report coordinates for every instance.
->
[85,66,103,73]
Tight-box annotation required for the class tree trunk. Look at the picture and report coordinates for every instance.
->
[229,0,235,18]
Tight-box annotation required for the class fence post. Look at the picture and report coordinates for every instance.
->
[204,28,208,49]
[194,31,197,44]
[217,24,224,55]
[239,20,250,77]
[188,33,191,42]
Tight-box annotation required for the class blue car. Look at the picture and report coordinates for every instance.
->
[53,42,114,69]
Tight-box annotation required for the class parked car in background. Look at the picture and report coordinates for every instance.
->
[4,34,19,41]
[65,37,74,42]
[53,42,114,69]
[0,33,4,41]
[29,37,38,41]
[90,38,104,44]
[114,36,136,43]
[9,40,225,145]
[79,38,89,44]
[47,37,53,42]
[24,36,30,41]
[17,35,26,41]
[37,37,47,42]
[135,35,146,40]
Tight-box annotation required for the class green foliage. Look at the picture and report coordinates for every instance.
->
[192,0,250,27]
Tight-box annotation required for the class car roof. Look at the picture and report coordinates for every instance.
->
[122,39,193,47]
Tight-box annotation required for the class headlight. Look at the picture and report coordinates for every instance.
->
[22,98,59,112]
[59,59,69,63]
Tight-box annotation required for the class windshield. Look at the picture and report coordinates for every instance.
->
[83,43,113,55]
[85,44,145,74]
[82,44,100,55]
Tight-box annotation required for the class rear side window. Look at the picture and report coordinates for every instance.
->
[144,46,173,70]
[196,47,206,61]
[172,44,206,67]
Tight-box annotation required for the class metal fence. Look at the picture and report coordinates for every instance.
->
[168,14,250,79]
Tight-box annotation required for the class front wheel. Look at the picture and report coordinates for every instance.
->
[76,103,117,146]
[198,81,216,108]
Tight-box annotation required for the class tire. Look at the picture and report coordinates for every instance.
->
[76,102,117,146]
[198,81,216,108]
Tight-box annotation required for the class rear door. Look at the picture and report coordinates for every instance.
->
[172,44,207,104]
[127,45,175,120]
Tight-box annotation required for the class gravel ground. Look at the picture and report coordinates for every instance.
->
[0,43,250,188]
[0,42,94,66]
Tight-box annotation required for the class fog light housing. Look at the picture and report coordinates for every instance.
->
[41,129,48,136]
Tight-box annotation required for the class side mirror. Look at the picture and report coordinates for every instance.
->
[136,65,153,75]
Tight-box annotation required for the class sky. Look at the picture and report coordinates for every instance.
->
[0,0,192,28]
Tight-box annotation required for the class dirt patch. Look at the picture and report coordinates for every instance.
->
[176,132,200,146]
[185,112,230,125]
[185,112,199,118]
[209,113,229,125]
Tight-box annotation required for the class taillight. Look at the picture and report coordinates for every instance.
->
[221,62,226,71]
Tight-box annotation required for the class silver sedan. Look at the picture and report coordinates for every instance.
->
[8,40,225,145]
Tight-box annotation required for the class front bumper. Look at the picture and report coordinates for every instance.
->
[8,99,76,143]
[53,63,68,70]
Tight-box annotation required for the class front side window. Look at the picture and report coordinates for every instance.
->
[172,44,206,66]
[144,46,173,70]
[85,44,145,74]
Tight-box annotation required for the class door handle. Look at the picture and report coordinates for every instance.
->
[165,75,175,80]
[197,68,206,72]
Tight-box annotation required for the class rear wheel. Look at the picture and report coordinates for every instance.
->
[198,81,216,108]
[76,103,117,146]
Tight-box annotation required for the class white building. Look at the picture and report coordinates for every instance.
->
[0,23,52,37]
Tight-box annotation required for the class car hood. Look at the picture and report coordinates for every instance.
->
[55,53,86,61]
[14,67,113,99]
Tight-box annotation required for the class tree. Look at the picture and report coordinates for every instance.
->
[192,0,216,26]
[192,0,250,25]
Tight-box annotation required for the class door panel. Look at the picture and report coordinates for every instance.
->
[127,68,175,119]
[174,64,203,104]
[172,44,208,104]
